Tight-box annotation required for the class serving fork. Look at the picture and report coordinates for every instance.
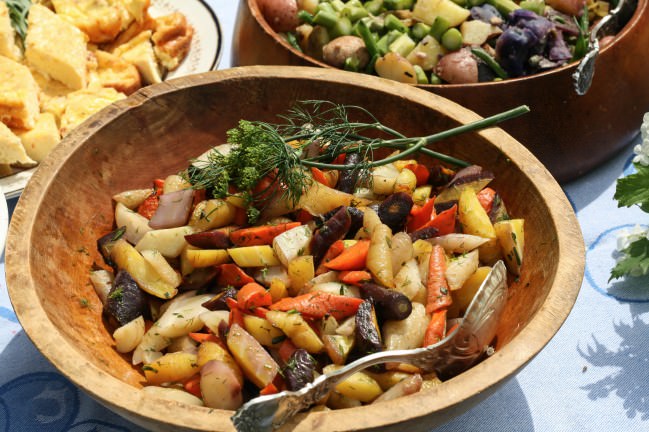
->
[231,260,509,432]
[573,0,638,95]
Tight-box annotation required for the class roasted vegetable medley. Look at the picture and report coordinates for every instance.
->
[91,101,525,411]
[259,0,620,83]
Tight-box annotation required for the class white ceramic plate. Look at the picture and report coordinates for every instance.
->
[0,185,7,258]
[0,0,222,199]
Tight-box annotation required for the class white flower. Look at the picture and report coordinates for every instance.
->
[633,113,649,165]
[616,225,648,251]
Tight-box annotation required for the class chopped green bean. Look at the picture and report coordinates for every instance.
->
[520,0,545,14]
[429,72,442,84]
[364,0,384,15]
[471,47,508,79]
[389,33,416,57]
[384,13,408,33]
[413,65,429,84]
[365,53,380,74]
[285,32,303,52]
[298,10,314,25]
[313,10,339,28]
[441,28,463,51]
[430,16,450,42]
[316,2,336,14]
[410,22,431,41]
[330,16,353,38]
[344,56,360,72]
[330,0,346,12]
[342,5,369,21]
[487,0,520,15]
[383,0,414,10]
[357,18,380,58]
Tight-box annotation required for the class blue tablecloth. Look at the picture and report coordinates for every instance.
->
[2,1,649,431]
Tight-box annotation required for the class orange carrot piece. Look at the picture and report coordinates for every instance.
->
[183,374,202,398]
[237,282,272,310]
[477,187,496,214]
[229,306,245,328]
[259,382,279,395]
[407,198,436,232]
[324,240,370,271]
[153,178,165,192]
[229,222,301,246]
[404,163,430,186]
[188,332,221,344]
[137,194,159,219]
[339,270,373,286]
[270,291,364,321]
[425,245,452,314]
[420,204,457,236]
[315,239,345,275]
[310,167,331,187]
[217,263,255,287]
[251,306,269,319]
[422,309,447,346]
[278,338,298,363]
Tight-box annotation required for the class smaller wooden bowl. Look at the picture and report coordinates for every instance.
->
[6,66,584,431]
[232,0,649,182]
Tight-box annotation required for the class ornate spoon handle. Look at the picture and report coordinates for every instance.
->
[231,261,508,432]
[573,0,637,95]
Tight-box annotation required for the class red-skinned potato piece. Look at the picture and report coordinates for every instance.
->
[435,48,479,84]
[259,0,300,33]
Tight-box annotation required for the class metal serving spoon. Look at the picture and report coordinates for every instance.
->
[231,260,509,432]
[572,0,637,95]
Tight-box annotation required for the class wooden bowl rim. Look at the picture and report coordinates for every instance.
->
[6,66,585,431]
[245,0,648,89]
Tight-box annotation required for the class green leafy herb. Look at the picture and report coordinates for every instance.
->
[611,116,649,281]
[572,4,590,60]
[613,164,649,212]
[610,238,649,281]
[5,0,31,49]
[108,286,124,301]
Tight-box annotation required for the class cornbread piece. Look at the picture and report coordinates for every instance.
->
[0,2,21,60]
[25,4,89,90]
[123,0,150,23]
[152,12,194,71]
[0,56,39,130]
[104,12,155,52]
[94,49,141,95]
[51,0,128,44]
[16,112,61,162]
[31,68,74,123]
[113,30,162,84]
[60,87,126,136]
[0,122,36,166]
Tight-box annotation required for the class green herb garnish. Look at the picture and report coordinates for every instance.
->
[5,0,31,49]
[185,100,529,223]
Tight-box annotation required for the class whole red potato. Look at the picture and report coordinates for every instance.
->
[259,0,300,33]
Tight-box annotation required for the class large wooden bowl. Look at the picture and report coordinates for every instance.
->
[6,66,584,431]
[232,0,649,182]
